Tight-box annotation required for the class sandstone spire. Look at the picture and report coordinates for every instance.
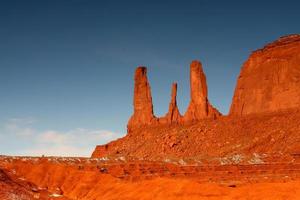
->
[184,60,221,122]
[127,61,221,131]
[160,82,182,124]
[127,67,157,131]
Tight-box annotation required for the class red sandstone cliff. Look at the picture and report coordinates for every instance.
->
[230,34,300,116]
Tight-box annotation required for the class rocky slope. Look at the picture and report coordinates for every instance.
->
[0,165,68,200]
[0,168,34,200]
[93,109,300,160]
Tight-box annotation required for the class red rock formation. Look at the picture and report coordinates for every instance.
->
[127,67,157,131]
[127,61,221,131]
[91,144,109,158]
[159,83,182,124]
[230,34,300,116]
[184,60,221,122]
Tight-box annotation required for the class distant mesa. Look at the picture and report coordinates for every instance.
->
[230,34,300,116]
[127,60,221,132]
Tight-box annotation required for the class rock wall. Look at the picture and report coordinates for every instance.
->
[230,34,300,116]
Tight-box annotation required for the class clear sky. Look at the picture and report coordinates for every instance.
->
[1,0,300,156]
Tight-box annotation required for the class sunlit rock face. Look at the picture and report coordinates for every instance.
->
[230,34,300,116]
[127,61,221,132]
[127,67,157,132]
[183,60,221,122]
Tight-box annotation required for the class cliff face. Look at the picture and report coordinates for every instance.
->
[230,34,300,116]
[127,60,221,131]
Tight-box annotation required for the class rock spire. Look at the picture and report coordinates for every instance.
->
[160,83,182,124]
[127,67,157,131]
[127,61,221,131]
[183,61,221,122]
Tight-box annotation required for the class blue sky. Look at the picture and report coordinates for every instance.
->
[1,0,300,156]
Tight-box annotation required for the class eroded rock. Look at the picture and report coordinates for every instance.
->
[183,60,221,122]
[127,61,221,131]
[127,67,157,131]
[159,83,182,124]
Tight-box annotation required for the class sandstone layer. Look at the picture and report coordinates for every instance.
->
[230,34,300,116]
